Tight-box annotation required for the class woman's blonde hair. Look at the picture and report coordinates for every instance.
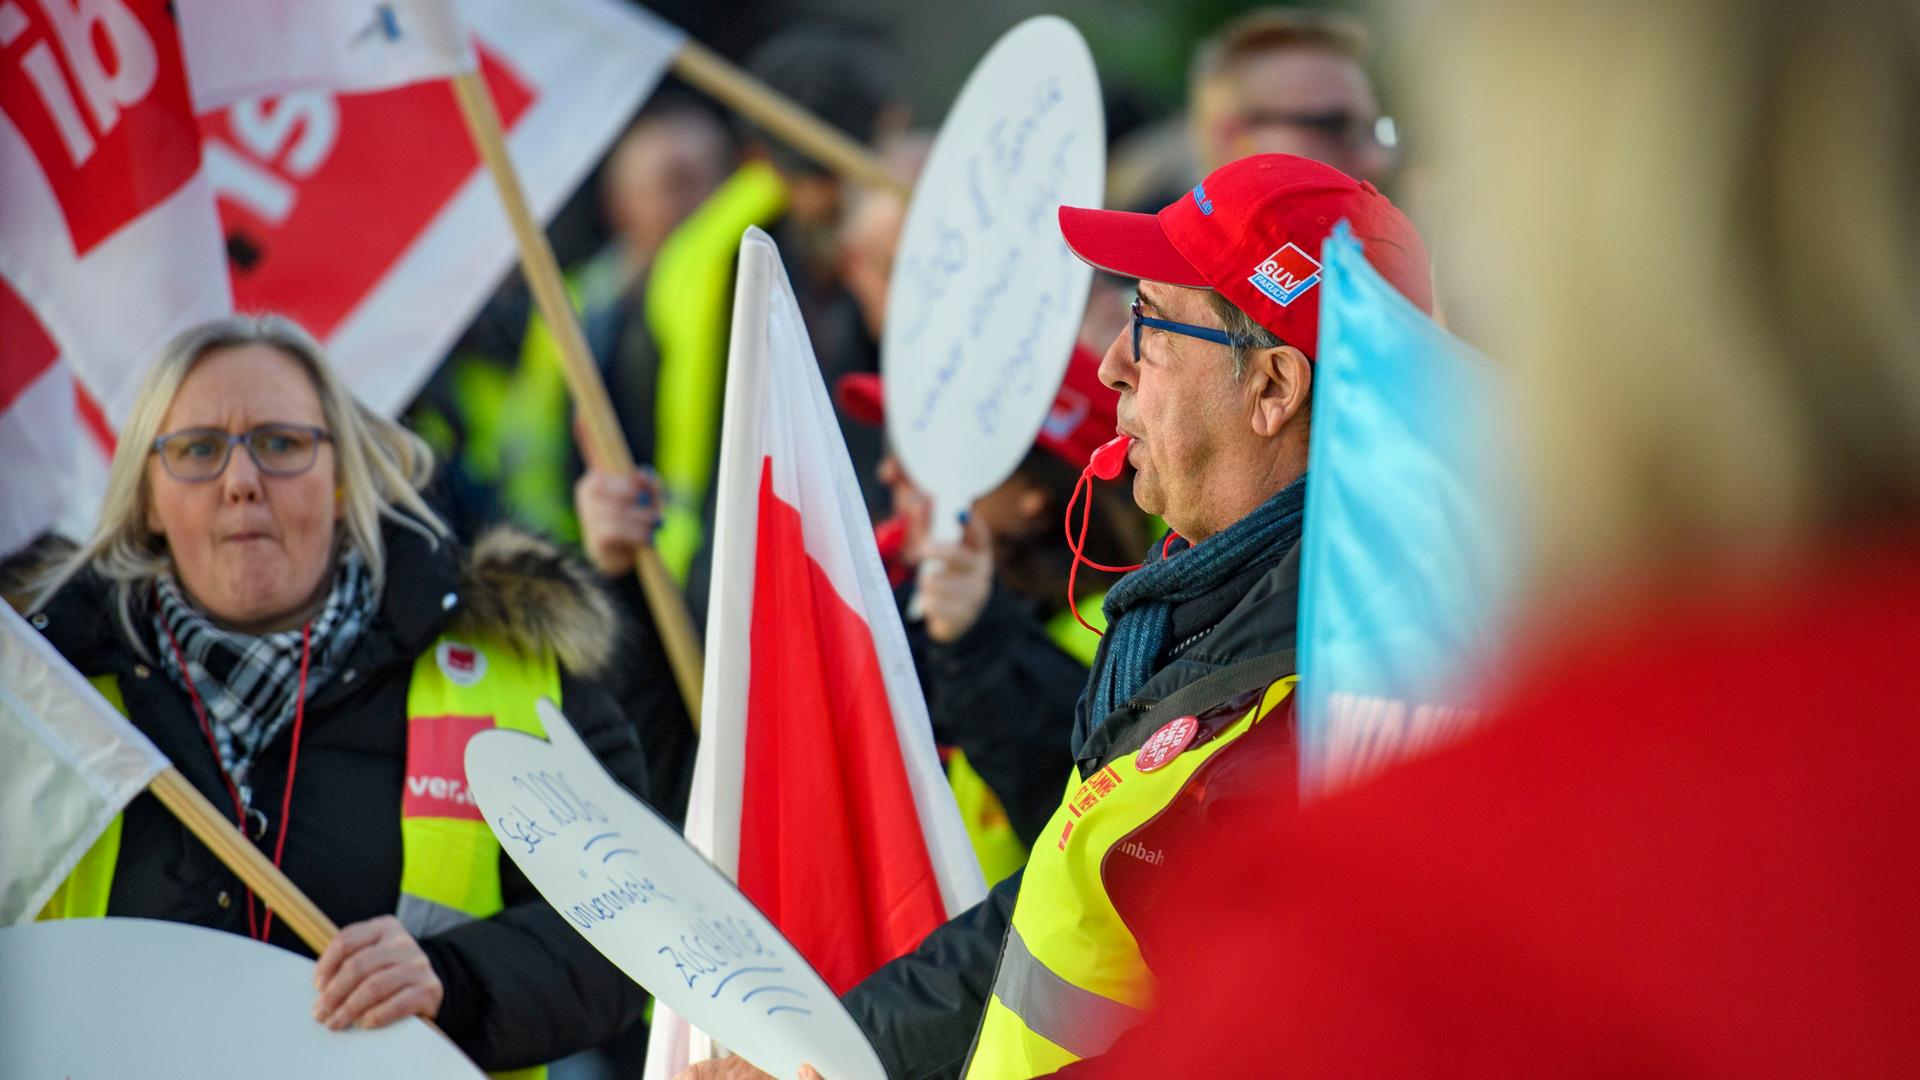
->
[31,314,448,651]
[1420,0,1920,585]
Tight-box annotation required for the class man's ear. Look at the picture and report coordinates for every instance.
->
[1246,344,1313,438]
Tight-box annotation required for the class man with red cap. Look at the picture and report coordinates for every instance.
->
[678,154,1432,1080]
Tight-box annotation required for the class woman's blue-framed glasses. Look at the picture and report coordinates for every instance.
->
[1131,294,1254,364]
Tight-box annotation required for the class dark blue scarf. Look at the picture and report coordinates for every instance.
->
[1089,475,1307,722]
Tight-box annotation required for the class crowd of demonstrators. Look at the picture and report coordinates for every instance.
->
[672,154,1433,1080]
[1064,0,1920,1075]
[1108,8,1395,213]
[26,1,1914,1077]
[20,316,667,1075]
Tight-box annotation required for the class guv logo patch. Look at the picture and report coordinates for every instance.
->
[435,640,488,687]
[1248,242,1322,306]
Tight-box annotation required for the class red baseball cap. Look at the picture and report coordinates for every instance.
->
[836,343,1118,469]
[1057,154,1432,358]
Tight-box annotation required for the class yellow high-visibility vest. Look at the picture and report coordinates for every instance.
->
[643,159,788,581]
[964,677,1298,1078]
[38,635,558,1080]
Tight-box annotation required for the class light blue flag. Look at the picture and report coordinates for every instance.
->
[1296,223,1524,795]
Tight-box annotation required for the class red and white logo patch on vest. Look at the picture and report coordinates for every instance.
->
[435,640,488,686]
[1135,715,1199,773]
[404,714,492,821]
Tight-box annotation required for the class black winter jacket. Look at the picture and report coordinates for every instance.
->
[904,582,1084,848]
[32,521,654,1071]
[843,541,1301,1080]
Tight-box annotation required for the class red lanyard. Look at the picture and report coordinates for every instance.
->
[160,619,311,943]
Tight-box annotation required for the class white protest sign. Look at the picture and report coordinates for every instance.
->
[466,700,885,1080]
[882,16,1105,540]
[0,918,481,1078]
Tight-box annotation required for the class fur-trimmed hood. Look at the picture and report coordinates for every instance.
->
[448,526,619,678]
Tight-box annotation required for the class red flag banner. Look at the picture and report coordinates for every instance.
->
[194,0,682,416]
[0,0,229,552]
[0,0,680,554]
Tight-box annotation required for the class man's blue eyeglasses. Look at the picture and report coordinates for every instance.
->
[1131,294,1255,363]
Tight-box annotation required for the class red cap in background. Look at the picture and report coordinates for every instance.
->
[836,343,1118,470]
[1056,153,1432,358]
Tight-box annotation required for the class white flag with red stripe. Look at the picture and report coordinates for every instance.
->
[646,228,985,1077]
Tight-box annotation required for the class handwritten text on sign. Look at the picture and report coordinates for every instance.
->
[882,16,1104,534]
[465,701,885,1080]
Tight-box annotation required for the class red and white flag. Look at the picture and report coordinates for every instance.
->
[1,0,681,555]
[646,228,986,1076]
[0,0,229,554]
[193,0,683,417]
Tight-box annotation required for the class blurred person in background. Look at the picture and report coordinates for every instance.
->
[636,23,910,581]
[404,95,733,550]
[1108,8,1396,212]
[27,315,661,1076]
[1072,0,1920,1075]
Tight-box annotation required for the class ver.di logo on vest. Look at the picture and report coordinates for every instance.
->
[436,640,488,686]
[1248,241,1322,306]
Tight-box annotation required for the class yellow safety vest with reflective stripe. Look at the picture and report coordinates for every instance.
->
[945,591,1111,885]
[964,676,1298,1078]
[644,159,787,581]
[37,635,557,1080]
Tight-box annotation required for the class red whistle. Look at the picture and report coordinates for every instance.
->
[1086,434,1133,481]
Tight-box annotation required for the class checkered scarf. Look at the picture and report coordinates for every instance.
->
[153,549,373,795]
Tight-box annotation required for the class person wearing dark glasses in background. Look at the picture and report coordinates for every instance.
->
[1192,9,1397,187]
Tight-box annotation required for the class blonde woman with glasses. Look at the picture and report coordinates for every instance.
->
[27,314,664,1077]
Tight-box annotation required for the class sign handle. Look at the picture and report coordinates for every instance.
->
[448,68,706,728]
[147,767,480,1066]
[149,766,340,952]
[670,41,910,198]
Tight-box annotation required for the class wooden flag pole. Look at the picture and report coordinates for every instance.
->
[148,767,339,952]
[671,40,911,198]
[448,69,706,727]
